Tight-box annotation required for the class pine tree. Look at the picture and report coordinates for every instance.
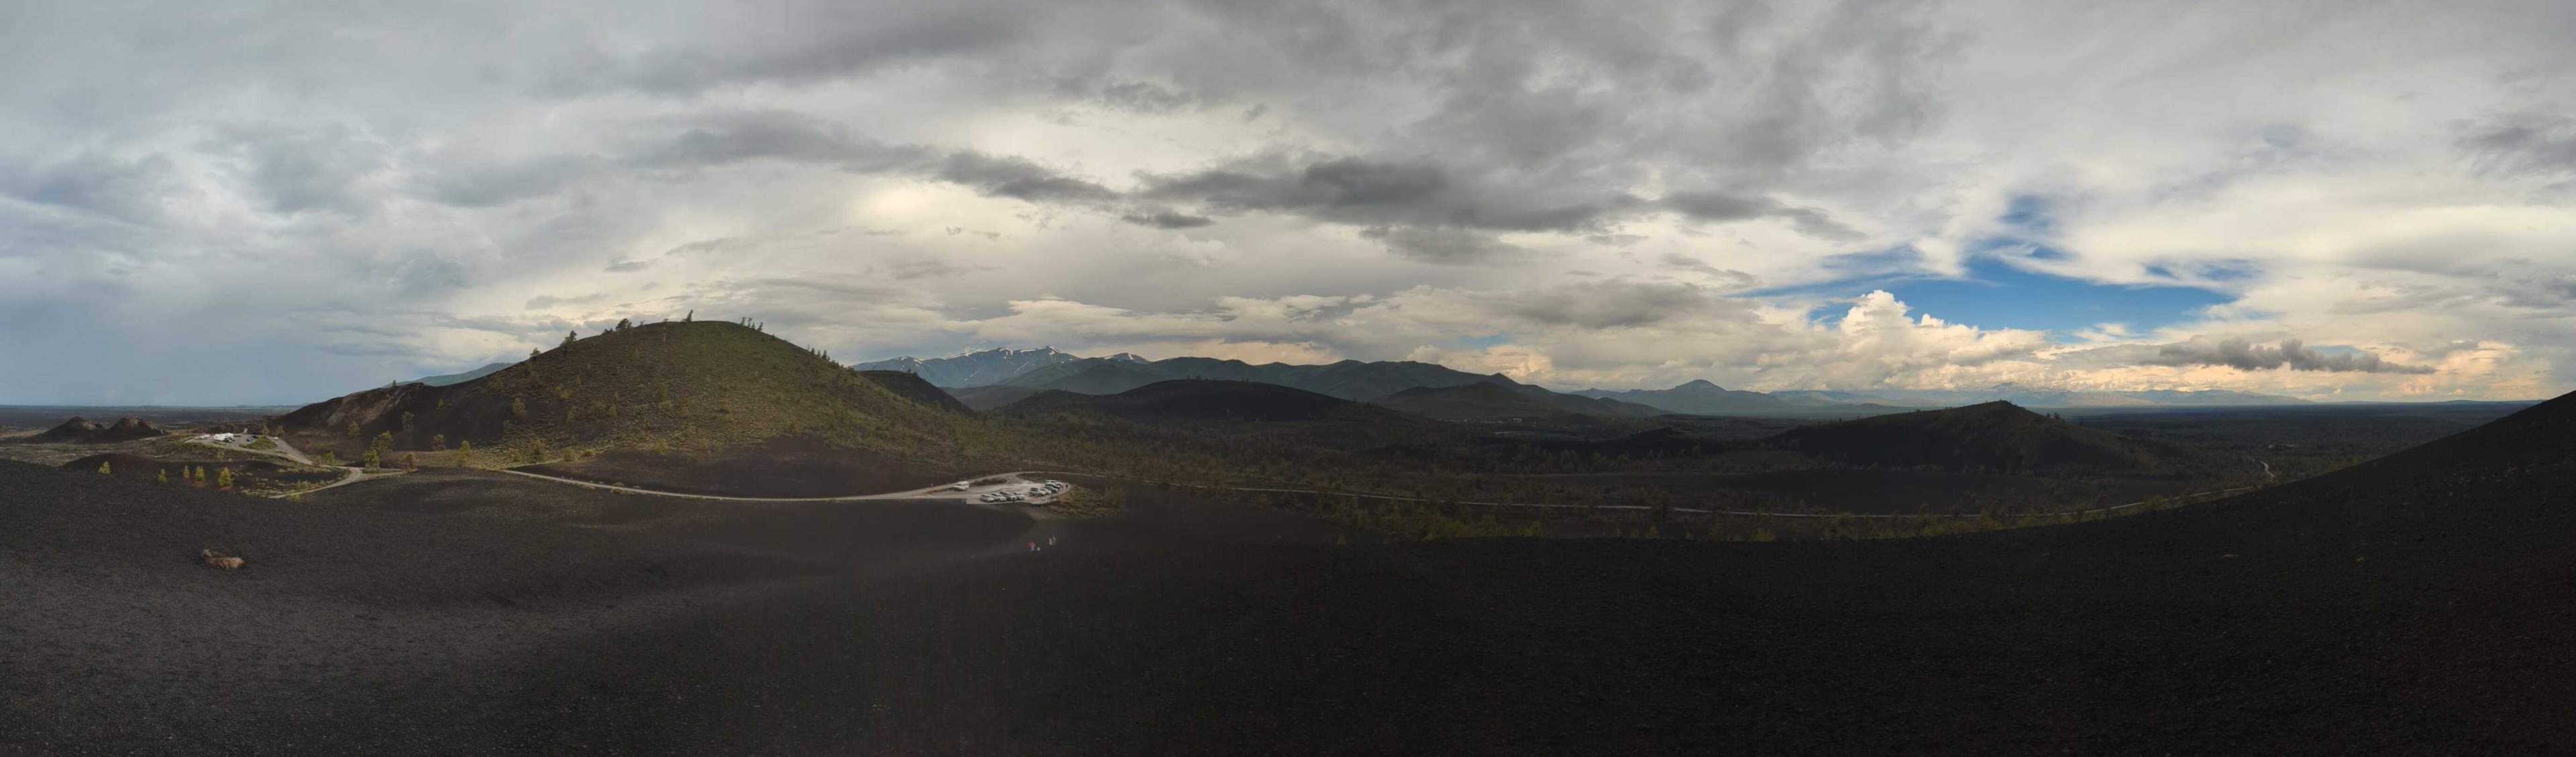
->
[157,468,169,484]
[216,468,233,489]
[510,397,529,419]
[616,317,633,331]
[529,348,541,361]
[97,461,112,475]
[400,411,415,432]
[562,330,577,349]
[431,434,445,450]
[457,440,472,462]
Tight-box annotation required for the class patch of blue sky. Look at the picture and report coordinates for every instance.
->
[1751,243,2235,341]
[1771,192,2242,338]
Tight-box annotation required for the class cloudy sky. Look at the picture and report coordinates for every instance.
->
[3,1,2571,405]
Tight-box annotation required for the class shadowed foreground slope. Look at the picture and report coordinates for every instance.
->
[2,392,2570,754]
[517,391,2576,754]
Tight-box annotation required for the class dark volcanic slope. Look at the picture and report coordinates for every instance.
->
[517,391,2576,754]
[1767,400,2222,475]
[26,415,166,443]
[0,458,830,752]
[7,393,2572,754]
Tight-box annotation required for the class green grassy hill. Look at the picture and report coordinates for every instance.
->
[278,321,1000,463]
[855,370,975,414]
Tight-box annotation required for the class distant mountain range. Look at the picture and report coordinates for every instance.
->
[1570,380,1794,414]
[849,348,1146,388]
[1779,385,2306,409]
[849,347,2313,414]
[858,348,1529,403]
[411,362,513,387]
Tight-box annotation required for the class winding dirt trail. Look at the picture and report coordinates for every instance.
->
[184,434,405,496]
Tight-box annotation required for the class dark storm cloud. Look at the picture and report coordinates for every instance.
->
[412,154,603,208]
[1130,154,1862,241]
[1120,211,1216,229]
[1358,226,1529,265]
[409,111,1126,213]
[1164,0,1953,184]
[211,123,388,215]
[1076,80,1207,113]
[933,151,1122,204]
[1492,281,1723,329]
[1660,190,1860,239]
[2457,111,2576,179]
[1139,154,1635,233]
[2145,338,2435,374]
[0,153,184,223]
[1657,253,1758,286]
[627,110,927,170]
[877,259,986,280]
[409,111,920,210]
[525,293,610,310]
[553,4,1041,96]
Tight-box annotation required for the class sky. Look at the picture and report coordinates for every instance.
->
[1,1,2571,405]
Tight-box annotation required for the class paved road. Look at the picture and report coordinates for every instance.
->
[497,463,2265,521]
[301,466,405,495]
[497,469,1063,504]
[1114,480,2261,519]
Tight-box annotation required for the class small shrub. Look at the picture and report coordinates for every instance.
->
[199,549,244,570]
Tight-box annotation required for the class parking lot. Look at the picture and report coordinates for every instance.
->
[973,478,1067,505]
